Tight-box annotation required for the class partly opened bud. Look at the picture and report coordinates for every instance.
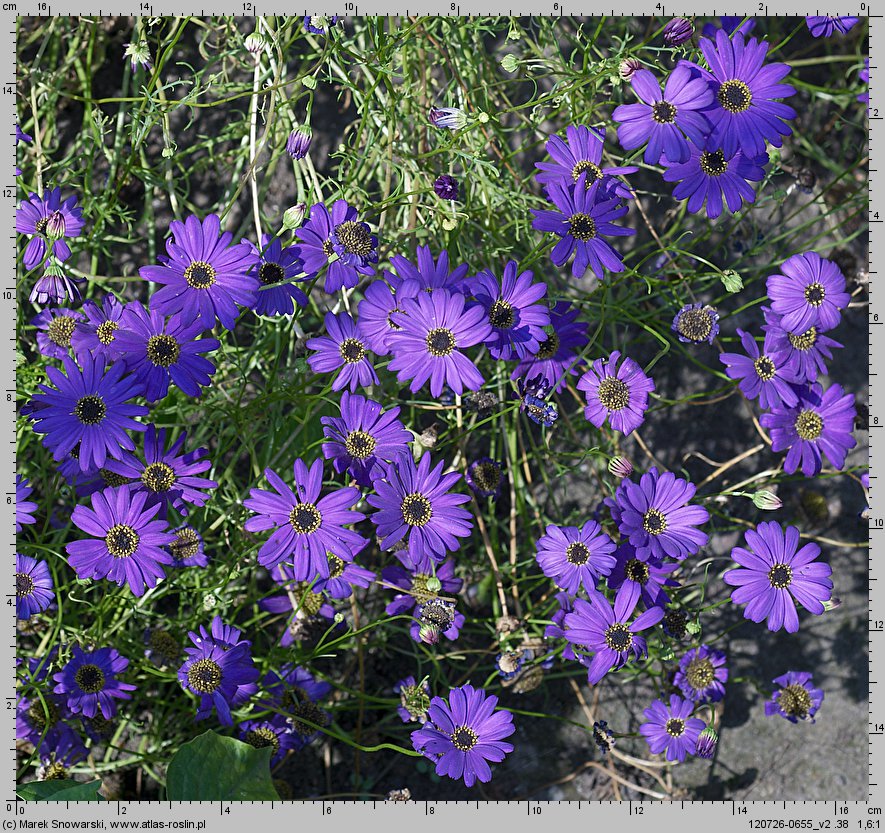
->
[608,456,633,478]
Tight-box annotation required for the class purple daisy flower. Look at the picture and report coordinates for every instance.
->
[606,542,680,610]
[613,65,714,164]
[576,350,656,436]
[701,16,755,38]
[356,280,416,356]
[33,307,84,360]
[410,684,515,788]
[387,289,492,397]
[761,383,856,477]
[243,234,307,316]
[511,302,589,393]
[28,261,82,306]
[66,486,176,596]
[639,695,705,762]
[531,175,635,279]
[17,188,85,270]
[115,303,220,402]
[663,145,768,219]
[320,392,412,487]
[52,646,136,719]
[27,354,148,472]
[311,549,375,599]
[367,452,473,564]
[723,521,833,633]
[765,671,824,722]
[16,474,37,532]
[468,260,550,361]
[386,246,470,295]
[434,175,458,200]
[166,525,208,567]
[306,311,379,393]
[761,306,843,384]
[239,715,294,766]
[806,16,860,37]
[766,252,850,335]
[178,619,260,726]
[70,295,127,363]
[674,645,728,703]
[103,425,217,517]
[466,457,505,500]
[296,200,377,294]
[535,521,617,595]
[719,328,801,409]
[15,553,54,619]
[608,467,710,562]
[395,676,432,723]
[141,213,258,331]
[672,303,719,345]
[693,30,796,158]
[563,587,665,684]
[243,457,366,577]
[534,125,637,200]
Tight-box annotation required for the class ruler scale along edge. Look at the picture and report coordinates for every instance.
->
[6,3,876,825]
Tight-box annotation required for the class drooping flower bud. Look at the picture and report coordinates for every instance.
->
[286,127,312,160]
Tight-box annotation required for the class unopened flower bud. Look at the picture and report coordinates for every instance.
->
[202,593,217,611]
[501,54,519,73]
[282,203,307,231]
[695,726,718,759]
[752,490,783,511]
[663,17,694,46]
[286,126,312,160]
[823,597,842,612]
[608,456,633,478]
[429,107,467,131]
[425,576,442,593]
[245,32,265,55]
[45,210,66,240]
[418,623,440,645]
[619,57,642,80]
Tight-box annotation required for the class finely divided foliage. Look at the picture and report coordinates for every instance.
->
[15,14,866,798]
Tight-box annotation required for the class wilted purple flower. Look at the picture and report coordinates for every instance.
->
[166,525,208,568]
[674,645,728,703]
[123,40,152,72]
[577,350,655,436]
[639,695,704,762]
[663,17,694,45]
[306,311,379,393]
[511,301,589,393]
[719,328,801,408]
[286,127,312,160]
[766,252,849,335]
[535,521,617,595]
[395,676,431,723]
[28,261,82,306]
[516,374,559,427]
[723,521,833,633]
[17,188,85,271]
[466,457,504,500]
[806,16,859,37]
[761,383,856,477]
[15,553,54,619]
[765,671,823,722]
[672,303,719,344]
[410,685,515,787]
[434,174,459,200]
[52,646,136,719]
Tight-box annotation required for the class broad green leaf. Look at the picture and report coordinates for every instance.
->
[17,780,103,801]
[165,730,280,801]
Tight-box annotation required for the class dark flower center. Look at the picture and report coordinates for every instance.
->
[27,698,59,730]
[536,332,560,359]
[597,377,630,411]
[244,727,280,755]
[289,503,322,534]
[292,582,325,616]
[489,299,515,330]
[289,701,327,737]
[74,395,106,426]
[335,221,373,257]
[187,658,222,694]
[147,628,181,663]
[426,327,455,357]
[141,462,176,493]
[339,337,366,364]
[676,308,714,342]
[280,686,310,711]
[699,150,728,177]
[184,260,217,290]
[387,308,404,330]
[411,573,435,605]
[788,327,818,351]
[643,508,668,535]
[322,240,335,257]
[42,762,67,780]
[717,79,753,113]
[754,356,776,381]
[170,528,200,561]
[566,541,591,565]
[344,429,377,459]
[663,609,688,638]
[327,554,346,578]
[401,493,433,527]
[804,282,826,307]
[604,622,633,652]
[451,725,479,751]
[652,100,677,124]
[686,657,715,690]
[147,334,181,368]
[96,320,118,345]
[768,563,793,589]
[259,261,286,285]
[35,217,49,236]
[572,160,603,186]
[625,558,650,584]
[74,664,106,694]
[471,461,502,493]
[99,468,130,488]
[47,315,76,347]
[779,684,812,718]
[15,571,34,597]
[105,523,140,558]
[665,717,686,737]
[795,410,824,441]
[568,213,597,241]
